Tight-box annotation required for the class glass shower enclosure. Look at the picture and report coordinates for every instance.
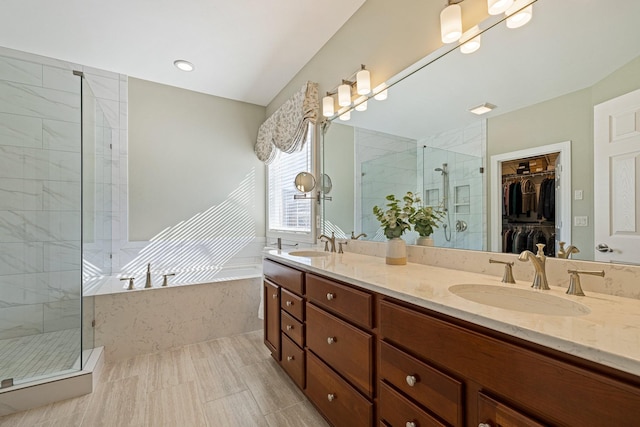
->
[0,52,112,387]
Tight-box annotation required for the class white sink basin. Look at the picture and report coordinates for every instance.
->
[288,250,330,258]
[449,284,591,316]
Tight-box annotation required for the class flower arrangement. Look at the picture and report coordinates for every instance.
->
[373,192,417,239]
[410,203,445,237]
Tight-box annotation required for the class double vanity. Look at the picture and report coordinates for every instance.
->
[263,248,640,426]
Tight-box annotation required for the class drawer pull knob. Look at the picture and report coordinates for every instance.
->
[406,422,417,427]
[326,292,335,301]
[478,424,491,427]
[327,336,336,344]
[327,393,336,402]
[287,356,294,362]
[286,300,293,307]
[272,294,277,299]
[286,325,293,331]
[406,375,418,387]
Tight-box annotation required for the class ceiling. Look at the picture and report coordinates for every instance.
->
[0,0,365,106]
[346,0,640,139]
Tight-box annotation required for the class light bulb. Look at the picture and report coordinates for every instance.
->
[339,111,351,121]
[322,96,335,117]
[356,69,371,95]
[460,26,481,54]
[506,0,533,29]
[487,0,514,15]
[374,88,388,101]
[338,84,351,107]
[440,4,462,43]
[355,100,368,112]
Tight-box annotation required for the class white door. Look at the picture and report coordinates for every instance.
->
[594,88,640,264]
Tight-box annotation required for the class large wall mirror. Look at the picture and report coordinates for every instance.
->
[322,0,640,263]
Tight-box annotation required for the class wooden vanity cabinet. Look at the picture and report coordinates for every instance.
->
[263,259,305,388]
[379,298,640,427]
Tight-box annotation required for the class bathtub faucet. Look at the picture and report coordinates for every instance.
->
[145,263,152,288]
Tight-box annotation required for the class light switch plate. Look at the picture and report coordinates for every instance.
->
[574,216,588,227]
[574,190,583,200]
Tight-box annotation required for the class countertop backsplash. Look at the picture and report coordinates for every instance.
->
[341,240,640,300]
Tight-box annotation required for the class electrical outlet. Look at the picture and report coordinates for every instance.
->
[574,216,588,227]
[574,190,583,200]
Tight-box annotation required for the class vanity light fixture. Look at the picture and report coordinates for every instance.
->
[322,65,381,117]
[488,0,514,15]
[506,0,533,28]
[173,59,194,72]
[440,1,463,43]
[469,103,497,115]
[339,110,351,121]
[460,26,481,54]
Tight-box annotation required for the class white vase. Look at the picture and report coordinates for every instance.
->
[386,238,407,265]
[416,236,434,246]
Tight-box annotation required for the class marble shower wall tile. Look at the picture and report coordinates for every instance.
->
[43,298,81,333]
[42,119,81,153]
[0,56,42,86]
[0,81,80,123]
[42,66,80,94]
[0,113,42,149]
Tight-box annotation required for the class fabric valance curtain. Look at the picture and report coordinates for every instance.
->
[254,81,318,164]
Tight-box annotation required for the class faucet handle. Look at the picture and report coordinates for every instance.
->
[162,273,176,287]
[535,243,546,256]
[120,277,135,290]
[338,241,347,254]
[566,270,605,296]
[489,258,516,284]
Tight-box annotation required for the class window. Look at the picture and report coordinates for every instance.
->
[267,130,313,236]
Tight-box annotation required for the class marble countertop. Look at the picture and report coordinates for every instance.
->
[266,249,640,377]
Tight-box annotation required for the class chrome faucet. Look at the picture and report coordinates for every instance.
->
[145,263,152,288]
[350,231,367,240]
[318,232,336,252]
[557,241,580,259]
[518,243,549,290]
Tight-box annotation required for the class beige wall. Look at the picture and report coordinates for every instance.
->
[267,0,489,117]
[128,78,266,241]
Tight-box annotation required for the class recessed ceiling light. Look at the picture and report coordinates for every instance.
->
[173,60,194,72]
[469,103,497,115]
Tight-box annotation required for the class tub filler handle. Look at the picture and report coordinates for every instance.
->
[162,273,176,287]
[120,277,135,290]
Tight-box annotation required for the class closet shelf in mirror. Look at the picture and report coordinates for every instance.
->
[502,170,555,180]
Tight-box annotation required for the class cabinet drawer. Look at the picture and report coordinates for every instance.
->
[263,259,304,294]
[379,382,447,427]
[281,334,305,390]
[281,288,304,321]
[306,352,373,427]
[477,393,545,427]
[281,310,304,347]
[306,274,373,328]
[306,303,373,396]
[379,341,462,426]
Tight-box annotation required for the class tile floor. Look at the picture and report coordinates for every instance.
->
[0,330,330,427]
[0,329,80,384]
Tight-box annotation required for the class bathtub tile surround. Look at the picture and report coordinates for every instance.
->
[94,277,262,361]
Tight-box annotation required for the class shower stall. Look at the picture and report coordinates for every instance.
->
[0,52,112,388]
[420,146,485,250]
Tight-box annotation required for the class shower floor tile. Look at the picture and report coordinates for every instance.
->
[0,328,80,384]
